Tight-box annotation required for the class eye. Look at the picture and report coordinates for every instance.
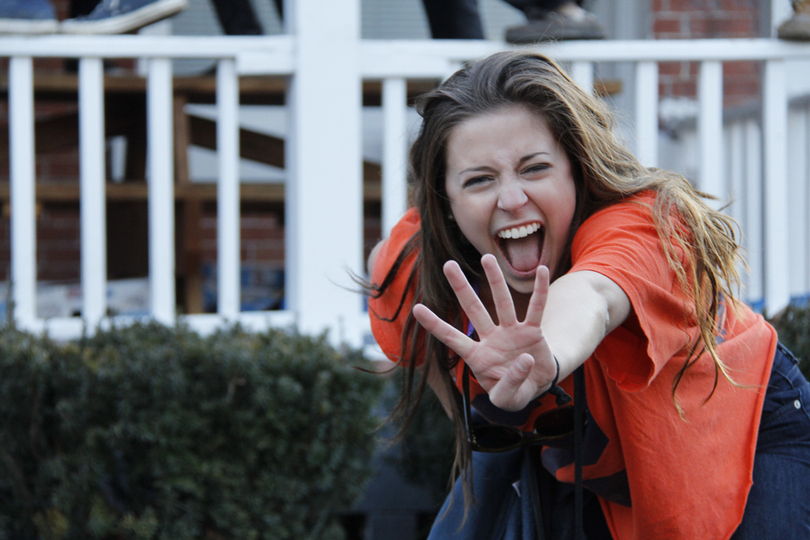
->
[523,163,550,176]
[462,175,492,188]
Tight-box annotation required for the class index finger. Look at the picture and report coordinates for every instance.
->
[412,303,477,359]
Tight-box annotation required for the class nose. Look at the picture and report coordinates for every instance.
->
[496,178,528,213]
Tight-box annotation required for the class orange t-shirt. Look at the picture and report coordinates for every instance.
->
[369,195,777,540]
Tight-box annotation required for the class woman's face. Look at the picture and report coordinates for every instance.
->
[444,105,577,296]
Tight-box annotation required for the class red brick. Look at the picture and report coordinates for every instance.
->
[251,248,285,263]
[671,81,698,97]
[665,0,686,12]
[654,20,683,36]
[658,62,684,76]
[720,0,755,12]
[723,61,760,76]
[713,17,756,36]
[33,58,66,72]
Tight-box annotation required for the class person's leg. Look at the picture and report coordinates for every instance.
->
[209,0,264,35]
[61,0,188,34]
[731,343,810,539]
[421,0,485,39]
[71,0,103,17]
[427,449,526,539]
[502,0,604,43]
[501,0,571,15]
[0,0,58,34]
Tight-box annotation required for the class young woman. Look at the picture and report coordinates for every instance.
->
[367,51,810,540]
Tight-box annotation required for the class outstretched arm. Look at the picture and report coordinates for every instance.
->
[413,254,630,412]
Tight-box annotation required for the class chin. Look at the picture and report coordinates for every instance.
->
[504,275,536,296]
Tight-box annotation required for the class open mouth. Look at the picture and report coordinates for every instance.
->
[496,222,545,274]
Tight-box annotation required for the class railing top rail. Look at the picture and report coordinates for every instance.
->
[0,35,294,71]
[362,38,810,62]
[1,36,808,77]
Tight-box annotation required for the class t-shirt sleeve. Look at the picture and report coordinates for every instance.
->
[368,208,422,365]
[570,197,696,392]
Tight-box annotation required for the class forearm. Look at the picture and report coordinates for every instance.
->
[541,270,631,385]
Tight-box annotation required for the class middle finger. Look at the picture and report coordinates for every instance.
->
[481,254,517,326]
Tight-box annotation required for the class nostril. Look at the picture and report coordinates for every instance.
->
[498,188,529,211]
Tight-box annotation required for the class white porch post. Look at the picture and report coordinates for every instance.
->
[286,0,363,345]
[787,107,809,299]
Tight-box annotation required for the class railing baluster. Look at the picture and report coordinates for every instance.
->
[381,77,408,238]
[805,104,810,298]
[571,61,594,94]
[8,56,37,330]
[698,60,724,205]
[787,106,809,300]
[147,57,176,325]
[743,120,764,307]
[635,61,659,168]
[727,122,744,236]
[763,59,790,315]
[79,57,107,328]
[217,58,241,320]
[726,121,746,293]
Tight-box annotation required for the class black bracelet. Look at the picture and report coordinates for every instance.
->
[539,356,573,407]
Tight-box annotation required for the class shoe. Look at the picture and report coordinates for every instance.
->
[778,11,810,41]
[0,0,58,34]
[505,7,606,44]
[60,0,188,35]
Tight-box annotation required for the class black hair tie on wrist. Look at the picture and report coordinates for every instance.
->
[540,356,572,407]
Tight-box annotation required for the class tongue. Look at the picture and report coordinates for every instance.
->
[504,235,540,273]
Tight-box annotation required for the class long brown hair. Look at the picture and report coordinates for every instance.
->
[371,50,742,506]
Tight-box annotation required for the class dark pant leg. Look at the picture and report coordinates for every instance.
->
[209,0,264,35]
[533,458,612,540]
[421,0,485,39]
[70,0,102,17]
[501,0,580,15]
[427,449,526,539]
[731,343,810,539]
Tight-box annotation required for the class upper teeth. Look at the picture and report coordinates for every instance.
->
[498,223,540,239]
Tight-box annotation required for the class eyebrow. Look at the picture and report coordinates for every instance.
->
[457,152,551,176]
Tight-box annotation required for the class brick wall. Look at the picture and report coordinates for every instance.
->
[652,0,763,107]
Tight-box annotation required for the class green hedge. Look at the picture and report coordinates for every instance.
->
[0,322,383,540]
[771,302,810,380]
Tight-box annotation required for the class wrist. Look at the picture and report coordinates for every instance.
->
[536,356,572,406]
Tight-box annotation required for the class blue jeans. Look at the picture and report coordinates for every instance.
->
[732,342,810,539]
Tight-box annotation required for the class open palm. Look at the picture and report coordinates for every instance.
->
[413,254,559,412]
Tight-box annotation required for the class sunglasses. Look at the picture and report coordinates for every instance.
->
[461,362,581,453]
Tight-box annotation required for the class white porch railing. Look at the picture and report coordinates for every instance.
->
[2,35,810,347]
